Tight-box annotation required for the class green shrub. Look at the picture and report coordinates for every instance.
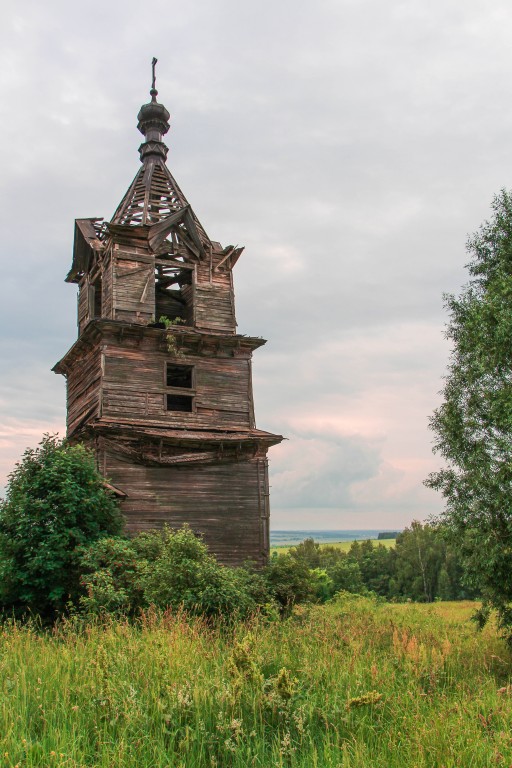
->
[80,526,262,620]
[0,435,123,619]
[289,537,322,567]
[263,553,317,614]
[138,527,258,618]
[78,536,145,616]
[311,567,335,602]
[329,557,364,594]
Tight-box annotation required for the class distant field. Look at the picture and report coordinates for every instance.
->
[0,597,509,767]
[271,536,396,555]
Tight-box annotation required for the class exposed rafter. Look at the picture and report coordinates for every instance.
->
[109,80,211,252]
[111,159,209,244]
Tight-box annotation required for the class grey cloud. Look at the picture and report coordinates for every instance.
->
[269,431,382,509]
[1,0,509,526]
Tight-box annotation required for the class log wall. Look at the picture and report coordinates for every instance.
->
[101,447,270,566]
[66,343,102,434]
[193,255,236,334]
[112,246,155,325]
[101,334,253,429]
[76,244,238,335]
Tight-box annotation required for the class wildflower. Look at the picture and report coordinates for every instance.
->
[275,667,297,701]
[346,691,383,709]
[177,684,192,708]
[224,738,237,753]
[279,732,295,756]
[292,706,306,735]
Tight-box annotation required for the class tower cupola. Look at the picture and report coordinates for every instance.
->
[137,58,170,162]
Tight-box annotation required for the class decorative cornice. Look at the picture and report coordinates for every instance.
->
[52,319,267,375]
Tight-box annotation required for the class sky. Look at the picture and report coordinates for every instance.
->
[0,0,511,530]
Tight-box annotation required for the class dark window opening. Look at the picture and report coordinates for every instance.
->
[167,394,193,412]
[154,264,192,326]
[94,278,102,318]
[167,364,193,388]
[88,276,102,320]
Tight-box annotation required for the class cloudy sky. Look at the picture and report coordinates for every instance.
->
[0,0,510,530]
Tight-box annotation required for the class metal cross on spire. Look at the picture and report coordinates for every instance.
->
[151,57,158,102]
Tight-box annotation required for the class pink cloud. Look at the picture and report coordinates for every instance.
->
[0,418,65,495]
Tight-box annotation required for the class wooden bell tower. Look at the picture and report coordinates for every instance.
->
[53,63,283,566]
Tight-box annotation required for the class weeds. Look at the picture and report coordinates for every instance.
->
[0,598,510,766]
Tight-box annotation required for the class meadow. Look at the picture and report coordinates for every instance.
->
[270,538,396,556]
[1,597,511,767]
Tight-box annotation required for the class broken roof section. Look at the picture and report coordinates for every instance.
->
[65,69,211,284]
[66,218,106,283]
[111,72,211,245]
[111,156,210,247]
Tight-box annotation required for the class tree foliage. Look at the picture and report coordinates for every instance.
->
[286,525,467,603]
[0,435,123,618]
[426,190,512,635]
[80,526,267,619]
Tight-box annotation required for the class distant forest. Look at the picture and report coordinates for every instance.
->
[283,521,474,603]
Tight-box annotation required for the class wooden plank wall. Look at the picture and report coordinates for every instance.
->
[101,337,253,429]
[155,289,186,323]
[102,254,113,319]
[102,449,269,566]
[194,258,236,334]
[78,277,90,335]
[66,344,102,434]
[75,243,237,335]
[113,246,155,324]
[194,285,236,333]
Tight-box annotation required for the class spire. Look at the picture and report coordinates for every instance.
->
[137,57,170,162]
[110,60,211,247]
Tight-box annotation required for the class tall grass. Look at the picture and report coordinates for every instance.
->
[0,597,511,767]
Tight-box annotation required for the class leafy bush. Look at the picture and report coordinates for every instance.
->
[311,567,334,602]
[79,536,145,617]
[263,553,318,614]
[0,435,123,619]
[328,558,364,594]
[80,526,263,620]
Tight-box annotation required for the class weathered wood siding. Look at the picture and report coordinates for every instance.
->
[112,246,155,324]
[155,288,186,323]
[102,254,114,319]
[66,343,102,435]
[78,276,90,335]
[101,335,253,429]
[102,449,269,566]
[59,227,277,568]
[193,257,236,334]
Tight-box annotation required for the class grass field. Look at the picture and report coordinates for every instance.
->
[0,597,511,767]
[271,538,396,556]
